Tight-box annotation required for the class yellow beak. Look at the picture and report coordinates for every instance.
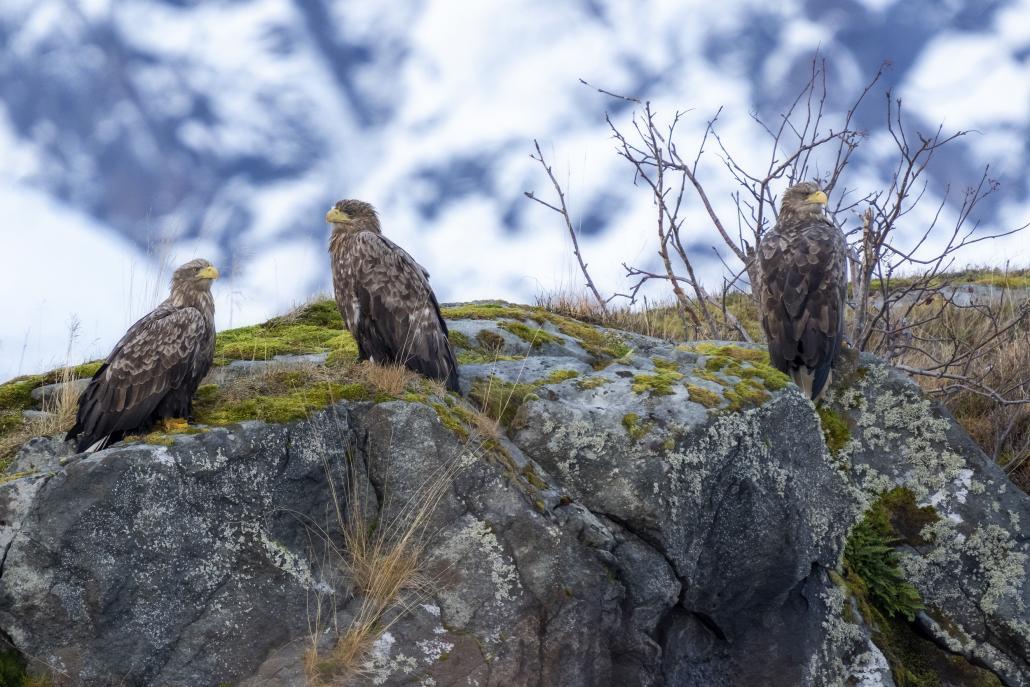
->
[326,208,350,223]
[806,190,828,205]
[197,265,219,280]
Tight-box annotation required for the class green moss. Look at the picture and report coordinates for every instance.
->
[0,648,27,687]
[469,377,539,426]
[687,344,790,394]
[868,268,1030,292]
[469,369,578,427]
[687,384,722,408]
[651,357,678,371]
[213,304,358,365]
[475,330,506,351]
[575,376,609,391]
[451,327,525,365]
[621,412,653,441]
[498,320,562,348]
[631,369,684,396]
[447,330,471,349]
[0,377,43,411]
[723,379,770,411]
[431,402,471,442]
[193,382,363,426]
[549,316,631,365]
[817,406,851,456]
[685,343,768,363]
[875,487,940,547]
[542,369,579,385]
[440,303,540,322]
[521,464,548,489]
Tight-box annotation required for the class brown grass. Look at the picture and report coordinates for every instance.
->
[0,365,82,465]
[305,433,471,684]
[352,361,420,398]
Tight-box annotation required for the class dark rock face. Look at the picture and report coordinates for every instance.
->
[0,314,1027,686]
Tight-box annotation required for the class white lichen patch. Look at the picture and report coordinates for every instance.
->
[902,520,1027,615]
[434,517,520,605]
[847,365,968,505]
[362,631,418,686]
[417,637,454,664]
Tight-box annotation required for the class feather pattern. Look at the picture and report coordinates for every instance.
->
[758,183,847,400]
[328,201,459,391]
[67,259,217,452]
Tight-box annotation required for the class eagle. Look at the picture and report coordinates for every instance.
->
[67,259,219,452]
[757,182,847,401]
[326,199,459,392]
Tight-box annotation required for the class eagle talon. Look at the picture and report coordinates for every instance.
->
[159,418,190,432]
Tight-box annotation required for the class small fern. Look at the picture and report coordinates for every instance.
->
[844,505,924,621]
[845,521,924,621]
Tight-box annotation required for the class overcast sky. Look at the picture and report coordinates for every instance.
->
[1,0,1028,381]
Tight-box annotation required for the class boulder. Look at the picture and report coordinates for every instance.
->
[0,306,1025,686]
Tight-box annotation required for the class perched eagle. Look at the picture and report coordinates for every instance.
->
[757,182,847,401]
[327,199,459,392]
[67,259,218,452]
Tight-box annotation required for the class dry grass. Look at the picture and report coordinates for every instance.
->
[305,435,472,685]
[351,361,420,399]
[0,363,83,466]
[535,288,761,342]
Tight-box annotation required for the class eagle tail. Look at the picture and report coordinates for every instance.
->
[791,366,833,402]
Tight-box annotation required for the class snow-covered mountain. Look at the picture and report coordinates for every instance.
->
[2,0,1028,380]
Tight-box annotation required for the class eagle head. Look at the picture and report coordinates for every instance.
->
[172,259,219,289]
[780,182,828,220]
[326,199,381,234]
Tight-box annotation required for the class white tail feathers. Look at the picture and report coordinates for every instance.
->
[790,368,832,402]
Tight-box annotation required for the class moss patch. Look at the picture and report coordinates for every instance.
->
[469,377,539,427]
[213,300,357,366]
[441,303,541,322]
[193,382,371,426]
[817,406,851,456]
[498,321,562,348]
[685,344,790,393]
[723,379,770,411]
[576,376,610,391]
[447,330,471,349]
[631,369,684,396]
[549,316,630,367]
[687,384,722,408]
[621,412,653,441]
[469,370,579,426]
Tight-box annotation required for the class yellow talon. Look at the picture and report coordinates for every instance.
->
[159,418,190,432]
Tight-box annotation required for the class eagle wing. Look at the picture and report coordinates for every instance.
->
[68,304,213,451]
[758,217,847,399]
[333,232,459,391]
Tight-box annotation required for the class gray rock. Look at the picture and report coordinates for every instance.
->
[30,379,90,407]
[0,312,1025,686]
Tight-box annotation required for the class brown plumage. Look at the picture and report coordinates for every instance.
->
[757,182,847,401]
[67,259,218,452]
[327,199,459,391]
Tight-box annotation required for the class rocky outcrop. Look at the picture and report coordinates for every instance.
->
[0,304,1026,686]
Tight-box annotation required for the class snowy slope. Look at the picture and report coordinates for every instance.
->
[1,0,1028,380]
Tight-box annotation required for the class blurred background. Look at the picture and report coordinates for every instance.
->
[1,0,1028,381]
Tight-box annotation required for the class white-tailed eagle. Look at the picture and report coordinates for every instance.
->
[67,259,218,452]
[326,199,459,391]
[757,182,847,401]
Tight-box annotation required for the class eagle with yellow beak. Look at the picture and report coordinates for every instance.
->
[326,199,459,391]
[757,182,847,401]
[68,259,219,452]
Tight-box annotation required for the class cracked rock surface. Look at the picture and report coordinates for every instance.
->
[0,311,1027,686]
